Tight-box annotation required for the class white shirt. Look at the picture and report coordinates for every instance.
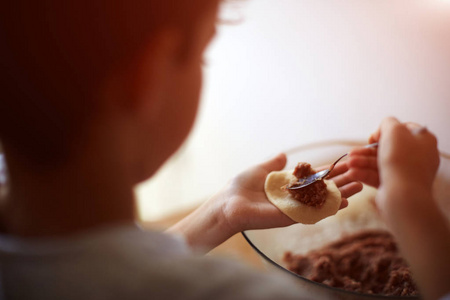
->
[0,224,317,300]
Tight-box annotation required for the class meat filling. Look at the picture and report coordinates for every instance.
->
[283,230,419,297]
[286,163,327,208]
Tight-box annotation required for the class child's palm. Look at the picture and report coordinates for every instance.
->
[221,154,362,233]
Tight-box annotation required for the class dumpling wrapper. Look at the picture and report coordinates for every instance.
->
[265,170,342,224]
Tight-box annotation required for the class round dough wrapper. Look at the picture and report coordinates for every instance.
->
[265,170,342,224]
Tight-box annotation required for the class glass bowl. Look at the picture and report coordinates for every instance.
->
[243,140,450,300]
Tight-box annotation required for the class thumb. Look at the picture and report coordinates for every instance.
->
[259,153,287,173]
[369,116,401,144]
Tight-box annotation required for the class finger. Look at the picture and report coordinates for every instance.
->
[234,154,286,190]
[339,198,349,209]
[404,121,435,138]
[405,124,438,146]
[349,147,377,157]
[323,161,348,177]
[368,131,379,144]
[404,122,431,139]
[369,116,401,144]
[405,121,423,131]
[379,118,437,150]
[338,181,363,199]
[369,127,381,144]
[330,168,356,188]
[379,116,403,140]
[346,167,379,187]
[258,153,287,173]
[347,155,378,170]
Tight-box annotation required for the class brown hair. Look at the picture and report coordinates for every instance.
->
[0,0,218,165]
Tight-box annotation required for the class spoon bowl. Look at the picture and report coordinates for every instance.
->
[287,143,378,190]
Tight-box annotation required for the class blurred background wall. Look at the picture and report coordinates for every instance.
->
[137,0,450,221]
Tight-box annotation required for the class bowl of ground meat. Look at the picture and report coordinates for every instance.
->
[243,140,450,300]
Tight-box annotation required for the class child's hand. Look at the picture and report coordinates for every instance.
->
[347,117,440,208]
[219,154,361,234]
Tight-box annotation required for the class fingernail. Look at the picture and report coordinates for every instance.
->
[412,126,428,135]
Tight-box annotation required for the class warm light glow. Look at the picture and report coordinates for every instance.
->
[421,0,450,11]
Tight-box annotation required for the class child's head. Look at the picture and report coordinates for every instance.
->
[0,0,218,177]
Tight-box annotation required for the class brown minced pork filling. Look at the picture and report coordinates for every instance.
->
[286,162,327,208]
[283,229,419,297]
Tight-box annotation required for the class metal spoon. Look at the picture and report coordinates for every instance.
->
[286,143,379,190]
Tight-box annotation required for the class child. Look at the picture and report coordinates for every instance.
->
[0,1,448,300]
